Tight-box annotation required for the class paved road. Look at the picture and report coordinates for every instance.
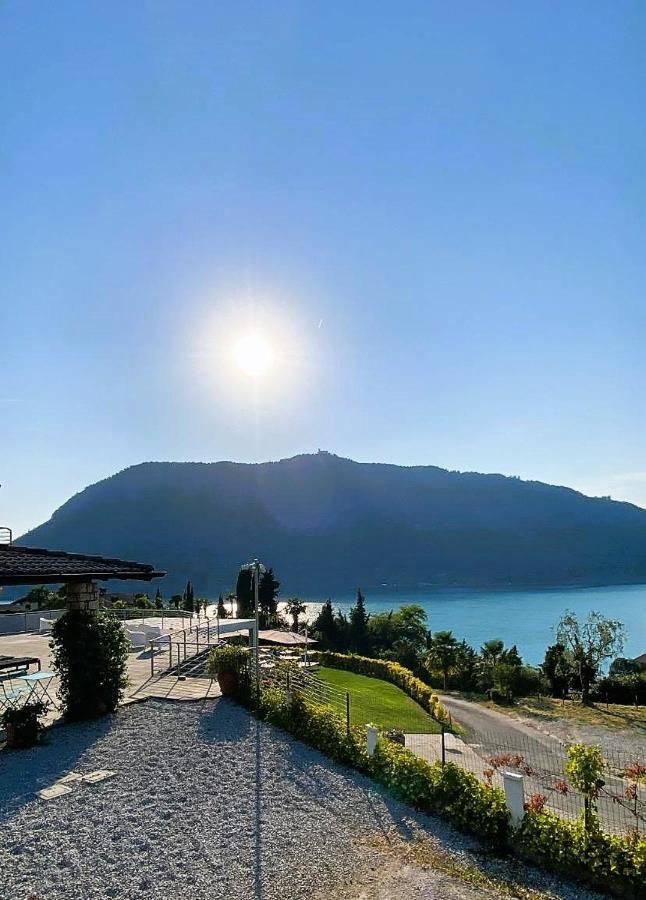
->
[438,693,562,751]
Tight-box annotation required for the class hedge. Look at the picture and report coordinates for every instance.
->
[312,651,452,727]
[244,680,508,846]
[515,809,646,899]
[235,675,645,896]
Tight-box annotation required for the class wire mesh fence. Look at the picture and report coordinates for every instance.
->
[407,728,646,837]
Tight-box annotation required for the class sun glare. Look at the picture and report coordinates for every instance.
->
[231,332,276,377]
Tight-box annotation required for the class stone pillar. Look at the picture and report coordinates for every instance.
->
[503,771,525,825]
[66,581,100,612]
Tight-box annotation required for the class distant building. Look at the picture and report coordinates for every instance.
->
[633,653,646,670]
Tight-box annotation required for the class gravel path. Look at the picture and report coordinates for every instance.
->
[0,699,602,900]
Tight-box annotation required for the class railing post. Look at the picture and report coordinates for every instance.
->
[183,631,187,661]
[207,618,210,644]
[441,725,446,766]
[150,641,155,678]
[346,691,350,735]
[177,643,181,677]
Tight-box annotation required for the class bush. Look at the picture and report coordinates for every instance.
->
[50,610,129,720]
[206,644,249,676]
[313,651,452,726]
[515,809,646,898]
[371,737,510,846]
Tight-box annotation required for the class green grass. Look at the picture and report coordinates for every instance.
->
[316,666,440,733]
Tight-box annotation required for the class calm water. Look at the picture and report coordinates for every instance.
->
[302,584,646,665]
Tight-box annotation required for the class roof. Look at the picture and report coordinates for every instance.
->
[258,629,318,646]
[0,545,165,586]
[633,653,646,668]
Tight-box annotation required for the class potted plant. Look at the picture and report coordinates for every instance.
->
[206,645,248,696]
[1,700,49,749]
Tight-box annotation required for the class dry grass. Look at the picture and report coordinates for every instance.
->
[481,695,646,732]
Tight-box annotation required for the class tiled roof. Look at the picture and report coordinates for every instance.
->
[0,545,165,585]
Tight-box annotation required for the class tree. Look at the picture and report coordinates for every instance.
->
[312,599,340,650]
[182,580,195,614]
[170,594,182,610]
[133,592,153,609]
[609,657,641,677]
[259,568,280,627]
[541,643,573,697]
[235,568,254,619]
[556,610,625,704]
[20,586,56,610]
[216,594,228,619]
[154,588,163,610]
[481,639,505,666]
[453,640,479,690]
[349,589,370,654]
[285,597,307,633]
[426,630,459,689]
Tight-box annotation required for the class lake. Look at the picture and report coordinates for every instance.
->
[301,583,646,665]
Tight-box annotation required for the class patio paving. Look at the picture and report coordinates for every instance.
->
[0,620,222,728]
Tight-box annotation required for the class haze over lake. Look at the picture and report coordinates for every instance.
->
[309,583,646,666]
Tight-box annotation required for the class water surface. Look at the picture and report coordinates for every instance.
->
[304,584,646,665]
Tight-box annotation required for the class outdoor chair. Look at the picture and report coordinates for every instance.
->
[39,618,55,634]
[124,627,148,650]
[0,679,31,712]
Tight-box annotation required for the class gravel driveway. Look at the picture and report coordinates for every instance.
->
[0,698,601,900]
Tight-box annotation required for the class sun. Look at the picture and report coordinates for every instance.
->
[231,332,276,377]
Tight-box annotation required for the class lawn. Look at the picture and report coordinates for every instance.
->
[316,666,440,733]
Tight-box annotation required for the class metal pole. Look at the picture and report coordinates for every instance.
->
[150,641,154,678]
[346,691,350,735]
[207,617,210,644]
[254,560,260,701]
[441,725,446,766]
[177,642,181,677]
[183,630,187,661]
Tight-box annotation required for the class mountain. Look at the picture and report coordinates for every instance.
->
[18,452,646,595]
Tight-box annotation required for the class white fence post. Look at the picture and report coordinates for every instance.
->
[503,771,525,825]
[366,725,378,757]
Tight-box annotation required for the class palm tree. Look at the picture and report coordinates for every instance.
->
[285,597,307,633]
[426,630,459,689]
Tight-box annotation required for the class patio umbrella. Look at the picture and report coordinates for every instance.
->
[258,629,318,646]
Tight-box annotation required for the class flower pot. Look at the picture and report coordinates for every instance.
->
[217,670,238,696]
[5,718,39,749]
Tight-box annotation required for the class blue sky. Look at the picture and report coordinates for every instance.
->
[1,1,645,537]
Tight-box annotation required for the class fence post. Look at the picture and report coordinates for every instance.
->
[366,725,378,757]
[441,725,446,766]
[346,691,350,735]
[207,618,210,644]
[150,641,155,678]
[177,642,181,677]
[183,631,187,661]
[503,772,525,825]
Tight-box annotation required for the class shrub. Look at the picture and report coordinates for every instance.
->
[371,738,510,846]
[50,610,129,720]
[206,644,249,676]
[313,651,453,726]
[515,809,646,897]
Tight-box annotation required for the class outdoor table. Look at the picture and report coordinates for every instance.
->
[14,670,56,705]
[0,655,41,677]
